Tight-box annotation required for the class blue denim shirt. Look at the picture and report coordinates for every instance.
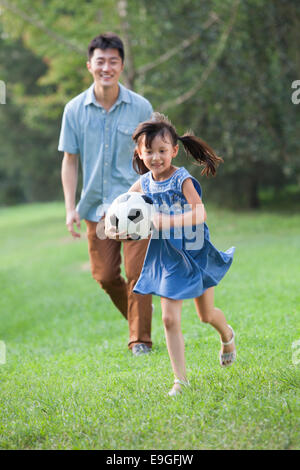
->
[58,82,152,221]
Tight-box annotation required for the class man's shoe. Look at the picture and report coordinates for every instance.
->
[132,343,151,356]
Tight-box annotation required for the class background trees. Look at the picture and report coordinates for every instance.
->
[0,0,299,208]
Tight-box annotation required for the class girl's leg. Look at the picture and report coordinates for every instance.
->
[161,297,187,389]
[194,287,235,360]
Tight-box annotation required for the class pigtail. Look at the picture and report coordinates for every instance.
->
[178,134,223,177]
[132,148,149,175]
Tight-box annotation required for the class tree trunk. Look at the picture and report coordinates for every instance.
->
[117,0,136,90]
[249,176,260,209]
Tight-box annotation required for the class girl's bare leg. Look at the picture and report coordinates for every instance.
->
[194,287,235,357]
[161,297,187,391]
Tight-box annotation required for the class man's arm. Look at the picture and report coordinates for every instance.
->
[61,152,81,238]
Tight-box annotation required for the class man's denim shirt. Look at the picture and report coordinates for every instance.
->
[58,82,153,221]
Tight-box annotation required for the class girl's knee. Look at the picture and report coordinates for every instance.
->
[198,310,214,324]
[162,312,178,330]
[200,316,212,324]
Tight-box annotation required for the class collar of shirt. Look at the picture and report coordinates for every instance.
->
[83,82,131,112]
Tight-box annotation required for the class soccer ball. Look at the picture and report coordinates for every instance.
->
[105,192,153,240]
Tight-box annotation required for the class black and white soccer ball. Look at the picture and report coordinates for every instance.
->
[105,192,153,240]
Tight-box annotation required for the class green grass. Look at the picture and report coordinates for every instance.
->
[0,201,299,450]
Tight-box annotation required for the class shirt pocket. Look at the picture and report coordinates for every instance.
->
[116,124,137,172]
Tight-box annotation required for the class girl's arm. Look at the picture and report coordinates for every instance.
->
[128,180,142,193]
[181,178,207,225]
[152,178,206,230]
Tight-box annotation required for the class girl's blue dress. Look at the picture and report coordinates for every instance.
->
[133,167,235,300]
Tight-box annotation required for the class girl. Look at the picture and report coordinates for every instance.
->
[123,113,236,396]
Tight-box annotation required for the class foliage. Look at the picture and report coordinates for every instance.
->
[0,0,299,207]
[0,28,61,204]
[175,0,300,207]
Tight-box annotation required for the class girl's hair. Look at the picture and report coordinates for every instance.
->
[132,112,223,176]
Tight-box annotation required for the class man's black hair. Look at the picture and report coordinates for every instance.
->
[87,33,124,62]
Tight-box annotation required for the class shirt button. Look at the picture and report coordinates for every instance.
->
[105,144,108,148]
[102,110,105,114]
[104,180,107,183]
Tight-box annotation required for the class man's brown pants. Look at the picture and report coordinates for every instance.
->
[85,220,152,349]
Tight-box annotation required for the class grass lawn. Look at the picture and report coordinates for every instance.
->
[0,201,299,450]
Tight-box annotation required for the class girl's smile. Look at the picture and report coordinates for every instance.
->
[137,134,179,181]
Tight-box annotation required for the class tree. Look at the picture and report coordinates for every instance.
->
[0,0,299,208]
[171,0,300,207]
[0,27,62,204]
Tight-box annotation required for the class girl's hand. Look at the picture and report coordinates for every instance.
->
[105,224,129,241]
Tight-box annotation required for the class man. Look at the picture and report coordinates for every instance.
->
[59,33,153,355]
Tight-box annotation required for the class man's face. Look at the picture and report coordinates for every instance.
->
[87,48,124,88]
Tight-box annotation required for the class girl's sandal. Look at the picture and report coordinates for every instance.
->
[168,378,190,397]
[219,324,236,368]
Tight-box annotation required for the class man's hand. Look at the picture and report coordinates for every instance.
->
[66,209,81,238]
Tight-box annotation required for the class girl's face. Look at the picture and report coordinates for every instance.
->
[137,133,179,181]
